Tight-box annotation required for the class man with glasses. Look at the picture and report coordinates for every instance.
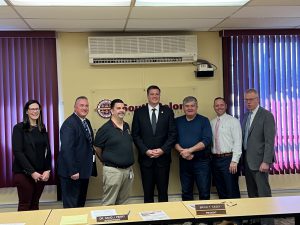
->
[242,89,276,225]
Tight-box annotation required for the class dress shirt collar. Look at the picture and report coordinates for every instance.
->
[250,105,259,120]
[74,112,86,122]
[251,105,259,114]
[248,105,259,126]
[217,113,227,121]
[148,104,159,112]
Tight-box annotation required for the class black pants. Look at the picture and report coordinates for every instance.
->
[60,176,89,208]
[140,161,170,203]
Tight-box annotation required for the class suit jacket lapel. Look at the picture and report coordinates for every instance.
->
[156,104,164,126]
[73,113,90,141]
[249,107,262,135]
[145,104,154,130]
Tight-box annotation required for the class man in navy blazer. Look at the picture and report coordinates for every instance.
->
[242,89,275,225]
[132,85,177,203]
[57,96,97,208]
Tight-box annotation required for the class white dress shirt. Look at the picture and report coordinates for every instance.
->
[210,113,242,163]
[249,105,259,127]
[148,104,159,122]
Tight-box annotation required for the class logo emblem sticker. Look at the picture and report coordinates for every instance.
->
[97,99,111,118]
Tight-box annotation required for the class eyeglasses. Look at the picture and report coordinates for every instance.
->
[244,97,258,102]
[28,108,40,112]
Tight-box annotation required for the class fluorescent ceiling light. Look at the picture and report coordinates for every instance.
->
[10,0,131,6]
[135,0,249,6]
[0,0,7,6]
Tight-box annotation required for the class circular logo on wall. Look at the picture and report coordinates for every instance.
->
[96,99,111,118]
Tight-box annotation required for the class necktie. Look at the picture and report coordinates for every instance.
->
[243,112,252,150]
[82,119,92,144]
[151,108,157,134]
[214,117,221,153]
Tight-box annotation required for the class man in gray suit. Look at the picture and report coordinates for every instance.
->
[242,88,275,225]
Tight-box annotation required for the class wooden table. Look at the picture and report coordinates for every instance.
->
[183,196,300,222]
[46,201,194,224]
[0,209,51,225]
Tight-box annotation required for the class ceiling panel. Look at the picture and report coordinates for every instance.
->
[0,19,29,30]
[217,18,300,29]
[126,18,223,31]
[0,6,20,18]
[130,6,240,19]
[15,6,130,19]
[25,19,126,30]
[248,0,300,6]
[232,6,300,18]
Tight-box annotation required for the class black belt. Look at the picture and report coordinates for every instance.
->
[104,163,130,169]
[212,152,233,158]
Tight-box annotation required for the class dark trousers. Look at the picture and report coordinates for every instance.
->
[212,156,240,199]
[245,160,274,225]
[179,157,211,201]
[244,160,272,198]
[60,176,89,208]
[140,161,170,203]
[14,173,45,211]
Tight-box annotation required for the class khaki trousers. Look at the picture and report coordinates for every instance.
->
[102,165,133,205]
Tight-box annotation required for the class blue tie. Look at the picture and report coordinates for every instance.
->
[82,119,92,144]
[243,112,252,150]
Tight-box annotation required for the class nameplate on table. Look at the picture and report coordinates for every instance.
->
[96,214,128,222]
[195,203,226,215]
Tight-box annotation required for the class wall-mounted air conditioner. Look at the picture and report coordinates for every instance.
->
[88,35,197,65]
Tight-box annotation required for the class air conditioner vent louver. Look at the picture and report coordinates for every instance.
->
[88,35,197,65]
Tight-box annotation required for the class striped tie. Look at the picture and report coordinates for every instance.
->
[82,119,92,144]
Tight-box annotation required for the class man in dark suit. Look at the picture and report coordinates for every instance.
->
[242,89,275,225]
[57,96,97,208]
[132,85,177,203]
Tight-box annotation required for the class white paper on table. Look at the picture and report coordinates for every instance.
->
[139,210,170,221]
[90,209,117,219]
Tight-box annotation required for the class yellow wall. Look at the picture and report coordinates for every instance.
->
[56,32,300,201]
[58,32,223,115]
[57,31,223,199]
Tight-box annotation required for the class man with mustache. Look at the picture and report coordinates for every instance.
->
[94,99,134,205]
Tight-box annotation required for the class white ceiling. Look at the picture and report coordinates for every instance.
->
[0,0,300,32]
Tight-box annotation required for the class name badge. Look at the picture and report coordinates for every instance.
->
[195,204,226,215]
[97,214,128,222]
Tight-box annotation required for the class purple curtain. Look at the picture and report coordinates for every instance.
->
[0,31,59,187]
[221,29,300,174]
